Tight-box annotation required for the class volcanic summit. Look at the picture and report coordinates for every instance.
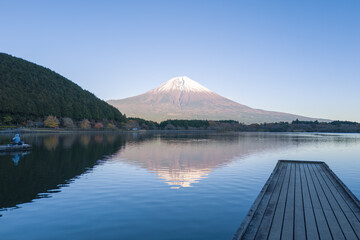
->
[108,76,321,123]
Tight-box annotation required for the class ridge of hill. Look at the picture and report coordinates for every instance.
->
[0,53,125,123]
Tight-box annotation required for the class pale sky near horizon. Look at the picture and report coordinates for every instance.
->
[1,0,359,121]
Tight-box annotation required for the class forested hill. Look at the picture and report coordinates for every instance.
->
[0,53,125,122]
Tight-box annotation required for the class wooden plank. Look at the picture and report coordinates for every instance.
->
[309,164,357,239]
[253,161,288,239]
[306,164,345,239]
[321,163,360,219]
[299,163,319,240]
[314,164,360,239]
[322,163,360,218]
[233,161,284,240]
[281,163,296,239]
[267,163,292,240]
[233,160,360,240]
[299,163,333,239]
[294,164,306,240]
[239,163,285,239]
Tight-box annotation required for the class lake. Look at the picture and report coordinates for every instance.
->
[0,132,360,240]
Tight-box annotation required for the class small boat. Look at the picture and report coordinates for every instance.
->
[0,144,32,152]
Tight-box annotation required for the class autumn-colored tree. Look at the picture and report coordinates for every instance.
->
[63,117,75,128]
[106,123,116,129]
[44,115,60,128]
[94,122,103,129]
[80,119,91,129]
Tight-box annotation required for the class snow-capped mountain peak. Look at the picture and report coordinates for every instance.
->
[108,76,323,123]
[154,76,212,93]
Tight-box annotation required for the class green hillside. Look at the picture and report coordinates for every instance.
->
[0,53,125,123]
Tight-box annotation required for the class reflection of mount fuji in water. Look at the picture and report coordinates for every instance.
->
[114,133,316,189]
[0,132,335,211]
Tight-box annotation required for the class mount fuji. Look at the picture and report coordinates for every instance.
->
[107,76,324,123]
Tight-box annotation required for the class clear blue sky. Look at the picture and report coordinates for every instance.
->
[1,0,359,121]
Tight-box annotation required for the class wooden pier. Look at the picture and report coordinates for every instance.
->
[233,160,360,240]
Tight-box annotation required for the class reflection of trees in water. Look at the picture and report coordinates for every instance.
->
[62,134,77,149]
[0,133,126,211]
[43,135,59,150]
[94,134,103,144]
[80,135,91,147]
[106,135,115,144]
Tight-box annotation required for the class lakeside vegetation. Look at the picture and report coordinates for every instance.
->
[0,53,126,124]
[126,119,360,133]
[3,117,359,133]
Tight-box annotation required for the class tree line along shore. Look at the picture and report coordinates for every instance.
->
[1,115,360,133]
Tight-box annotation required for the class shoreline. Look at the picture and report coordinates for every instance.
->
[0,128,217,134]
[1,128,360,135]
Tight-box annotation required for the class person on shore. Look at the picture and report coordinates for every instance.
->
[12,134,21,145]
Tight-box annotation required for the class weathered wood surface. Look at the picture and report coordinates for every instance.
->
[233,160,360,240]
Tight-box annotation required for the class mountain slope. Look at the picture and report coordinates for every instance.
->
[0,53,125,122]
[108,76,324,123]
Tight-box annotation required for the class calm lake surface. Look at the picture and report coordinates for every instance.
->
[0,132,360,240]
